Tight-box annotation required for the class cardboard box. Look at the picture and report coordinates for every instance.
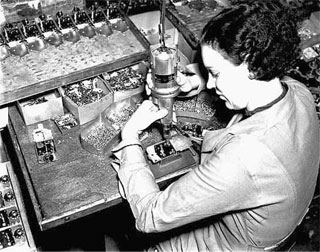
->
[102,62,147,103]
[79,114,120,155]
[18,90,64,126]
[59,76,114,125]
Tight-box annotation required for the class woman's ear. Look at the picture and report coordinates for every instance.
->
[248,72,256,80]
[241,56,256,80]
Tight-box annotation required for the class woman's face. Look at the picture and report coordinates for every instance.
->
[201,44,250,110]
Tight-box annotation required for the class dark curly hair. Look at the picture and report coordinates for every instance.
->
[201,0,301,81]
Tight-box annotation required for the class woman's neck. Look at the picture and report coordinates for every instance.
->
[246,78,284,112]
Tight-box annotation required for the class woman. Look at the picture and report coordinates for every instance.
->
[112,1,320,251]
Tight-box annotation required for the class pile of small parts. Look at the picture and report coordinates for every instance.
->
[108,106,137,129]
[82,124,117,151]
[53,113,78,132]
[174,97,216,117]
[103,67,145,91]
[64,77,106,106]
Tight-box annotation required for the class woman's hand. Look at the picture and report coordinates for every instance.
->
[145,63,206,97]
[121,100,168,140]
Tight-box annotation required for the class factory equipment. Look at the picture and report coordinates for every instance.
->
[144,0,200,173]
[149,0,180,139]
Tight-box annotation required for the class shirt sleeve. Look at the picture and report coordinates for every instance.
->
[115,135,263,233]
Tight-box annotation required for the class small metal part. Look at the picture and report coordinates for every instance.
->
[0,175,9,184]
[9,210,19,219]
[14,228,24,239]
[4,191,14,202]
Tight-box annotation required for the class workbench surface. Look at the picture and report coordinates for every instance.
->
[8,105,195,231]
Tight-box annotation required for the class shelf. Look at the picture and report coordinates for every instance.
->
[165,4,223,49]
[0,12,150,107]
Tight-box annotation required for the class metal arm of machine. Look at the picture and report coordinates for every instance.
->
[150,0,180,139]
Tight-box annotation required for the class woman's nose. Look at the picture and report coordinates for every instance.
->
[206,74,216,89]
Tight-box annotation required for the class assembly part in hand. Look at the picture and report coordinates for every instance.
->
[121,100,168,140]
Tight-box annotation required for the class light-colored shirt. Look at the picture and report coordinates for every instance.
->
[113,77,320,251]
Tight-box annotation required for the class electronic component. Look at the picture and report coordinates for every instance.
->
[56,11,75,29]
[32,124,57,163]
[88,6,113,37]
[63,76,107,106]
[55,11,81,43]
[72,7,92,25]
[71,7,96,38]
[177,121,204,138]
[21,19,47,52]
[21,19,42,38]
[145,133,198,175]
[90,7,108,23]
[53,113,79,134]
[103,1,121,20]
[103,65,146,92]
[0,162,35,251]
[146,139,177,163]
[2,23,24,43]
[39,15,58,33]
[146,133,194,163]
[2,23,29,57]
[38,14,63,47]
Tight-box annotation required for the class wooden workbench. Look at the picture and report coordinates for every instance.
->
[1,10,200,231]
[7,104,197,231]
